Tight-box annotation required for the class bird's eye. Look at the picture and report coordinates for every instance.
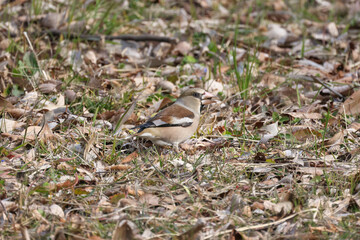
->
[193,92,201,99]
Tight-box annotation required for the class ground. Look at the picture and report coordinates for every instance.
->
[1,0,360,239]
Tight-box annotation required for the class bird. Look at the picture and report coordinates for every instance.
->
[133,88,215,151]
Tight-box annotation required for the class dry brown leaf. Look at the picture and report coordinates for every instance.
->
[112,219,140,240]
[175,219,205,240]
[287,112,322,120]
[126,186,144,196]
[156,80,176,93]
[41,12,66,29]
[88,236,104,240]
[251,202,265,210]
[292,126,322,141]
[341,89,360,116]
[0,118,25,133]
[298,167,324,175]
[264,200,293,215]
[0,39,11,50]
[327,22,339,37]
[49,204,65,218]
[6,108,26,119]
[325,130,344,147]
[21,226,31,240]
[1,132,23,141]
[64,89,76,103]
[309,226,338,234]
[0,200,17,213]
[174,193,188,202]
[60,20,87,32]
[41,123,56,140]
[0,95,13,109]
[42,94,65,111]
[21,124,55,141]
[38,83,58,94]
[172,41,192,56]
[121,151,138,163]
[96,198,113,214]
[114,99,137,134]
[348,122,360,131]
[272,0,288,11]
[104,164,132,171]
[139,193,160,206]
[266,24,287,40]
[57,162,73,171]
[334,197,351,214]
[84,50,97,64]
[31,209,49,224]
[205,80,224,95]
[259,122,278,144]
[242,205,252,218]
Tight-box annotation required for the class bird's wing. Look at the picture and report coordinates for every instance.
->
[135,103,195,132]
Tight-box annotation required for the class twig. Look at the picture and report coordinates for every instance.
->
[205,135,260,142]
[38,30,177,43]
[309,75,345,100]
[288,74,344,100]
[203,208,319,239]
[20,226,31,240]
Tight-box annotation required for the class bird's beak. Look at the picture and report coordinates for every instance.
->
[201,91,217,105]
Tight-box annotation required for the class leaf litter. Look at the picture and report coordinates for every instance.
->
[1,0,360,239]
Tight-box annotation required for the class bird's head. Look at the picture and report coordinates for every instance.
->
[177,88,217,111]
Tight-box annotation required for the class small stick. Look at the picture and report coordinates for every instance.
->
[39,30,178,43]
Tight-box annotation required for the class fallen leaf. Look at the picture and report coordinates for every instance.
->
[126,186,144,196]
[139,193,160,206]
[157,80,176,93]
[325,130,344,147]
[0,118,25,133]
[264,200,293,215]
[259,122,278,144]
[0,95,13,109]
[341,89,360,116]
[6,108,26,119]
[21,124,55,141]
[327,22,339,37]
[104,164,132,171]
[172,41,192,56]
[175,219,205,240]
[49,204,65,218]
[287,112,322,120]
[121,151,138,163]
[38,83,58,94]
[112,219,140,240]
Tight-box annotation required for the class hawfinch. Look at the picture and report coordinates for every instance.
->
[133,88,215,150]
